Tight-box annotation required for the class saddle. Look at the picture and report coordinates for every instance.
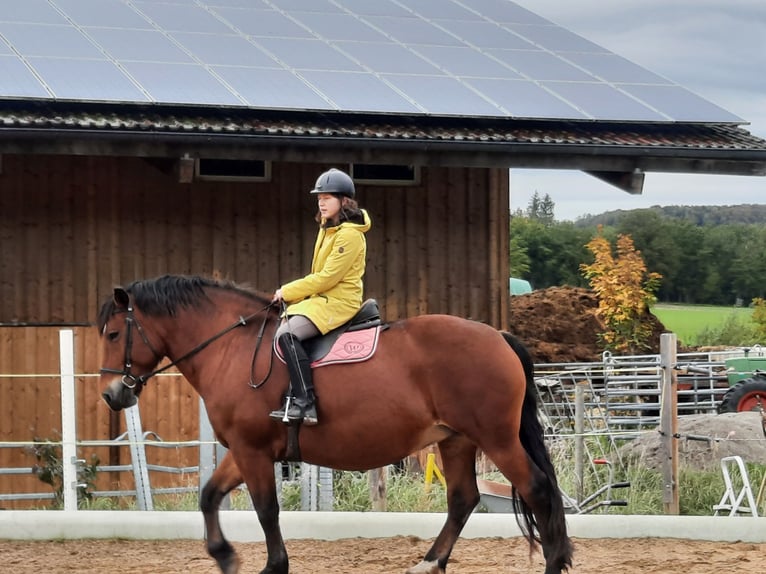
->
[275,299,383,367]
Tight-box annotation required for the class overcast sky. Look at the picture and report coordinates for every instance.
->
[510,0,766,220]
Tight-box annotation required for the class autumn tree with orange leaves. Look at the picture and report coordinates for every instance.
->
[580,227,662,354]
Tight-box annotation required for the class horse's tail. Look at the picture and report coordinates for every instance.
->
[501,331,572,568]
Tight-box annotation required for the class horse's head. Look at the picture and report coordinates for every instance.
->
[98,287,164,411]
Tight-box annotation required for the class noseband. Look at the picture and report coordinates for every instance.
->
[100,304,164,391]
[101,301,276,392]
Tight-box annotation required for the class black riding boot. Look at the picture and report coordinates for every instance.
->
[269,333,318,426]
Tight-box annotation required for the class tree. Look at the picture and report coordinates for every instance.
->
[509,228,531,278]
[510,217,591,288]
[580,227,662,353]
[525,191,555,225]
[752,298,766,341]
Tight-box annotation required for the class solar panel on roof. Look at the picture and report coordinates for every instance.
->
[334,0,413,18]
[382,74,503,116]
[170,33,281,67]
[0,54,51,98]
[255,37,362,72]
[467,0,551,25]
[299,70,422,113]
[462,77,588,119]
[85,28,194,63]
[133,2,234,34]
[28,58,149,102]
[0,0,743,124]
[434,20,537,50]
[213,66,333,110]
[364,16,464,46]
[213,8,312,38]
[541,81,667,121]
[0,23,103,59]
[54,0,151,29]
[335,41,441,75]
[561,53,672,85]
[617,84,743,123]
[488,50,596,82]
[0,0,68,25]
[507,23,607,53]
[414,45,524,78]
[122,62,242,105]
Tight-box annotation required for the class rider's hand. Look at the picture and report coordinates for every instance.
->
[272,289,283,303]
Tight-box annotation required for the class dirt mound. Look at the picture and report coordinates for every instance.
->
[619,412,766,471]
[507,286,666,363]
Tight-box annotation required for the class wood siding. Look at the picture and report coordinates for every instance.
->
[0,154,509,326]
[0,154,509,507]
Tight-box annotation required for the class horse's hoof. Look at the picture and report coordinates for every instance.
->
[217,553,240,574]
[406,560,444,574]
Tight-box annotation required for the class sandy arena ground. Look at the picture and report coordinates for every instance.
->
[2,536,765,573]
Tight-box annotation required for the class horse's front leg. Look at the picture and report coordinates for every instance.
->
[236,448,289,574]
[200,451,244,574]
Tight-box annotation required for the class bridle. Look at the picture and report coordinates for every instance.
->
[100,300,277,392]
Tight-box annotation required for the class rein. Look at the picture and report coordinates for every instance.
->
[102,301,277,390]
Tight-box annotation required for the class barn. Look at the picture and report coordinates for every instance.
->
[2,0,765,504]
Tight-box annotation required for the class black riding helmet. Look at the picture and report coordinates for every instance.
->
[310,168,355,199]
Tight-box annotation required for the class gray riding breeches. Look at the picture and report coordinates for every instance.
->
[275,314,320,341]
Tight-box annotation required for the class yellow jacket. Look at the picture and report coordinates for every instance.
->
[281,210,372,334]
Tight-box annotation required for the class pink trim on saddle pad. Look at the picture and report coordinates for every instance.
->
[313,326,380,367]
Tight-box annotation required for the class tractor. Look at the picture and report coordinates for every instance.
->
[717,353,766,413]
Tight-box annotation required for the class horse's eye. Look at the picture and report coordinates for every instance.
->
[108,331,120,342]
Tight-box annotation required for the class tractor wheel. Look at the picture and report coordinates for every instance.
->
[718,375,766,413]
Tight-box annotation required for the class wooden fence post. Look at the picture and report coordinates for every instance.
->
[660,333,679,514]
[369,467,387,511]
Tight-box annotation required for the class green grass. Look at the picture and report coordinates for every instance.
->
[651,303,754,345]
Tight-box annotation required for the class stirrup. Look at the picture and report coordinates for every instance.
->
[269,399,318,426]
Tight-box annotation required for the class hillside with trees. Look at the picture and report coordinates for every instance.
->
[575,204,766,227]
[511,194,766,306]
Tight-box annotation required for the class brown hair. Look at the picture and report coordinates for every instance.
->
[316,196,364,227]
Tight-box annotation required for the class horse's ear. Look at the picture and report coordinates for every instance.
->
[113,287,130,309]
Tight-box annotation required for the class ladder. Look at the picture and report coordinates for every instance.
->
[713,456,759,517]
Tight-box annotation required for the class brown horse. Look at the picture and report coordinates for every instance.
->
[98,275,572,574]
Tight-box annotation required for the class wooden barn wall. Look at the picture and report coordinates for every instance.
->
[0,154,509,506]
[0,154,509,325]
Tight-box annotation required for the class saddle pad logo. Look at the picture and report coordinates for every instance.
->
[343,341,364,354]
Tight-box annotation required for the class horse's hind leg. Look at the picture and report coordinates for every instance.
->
[407,435,478,574]
[484,438,572,574]
[201,452,243,574]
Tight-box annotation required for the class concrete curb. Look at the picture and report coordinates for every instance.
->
[1,511,765,543]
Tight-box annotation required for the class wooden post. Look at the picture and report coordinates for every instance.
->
[660,333,680,514]
[369,467,387,511]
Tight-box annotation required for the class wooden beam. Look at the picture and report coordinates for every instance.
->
[0,131,764,176]
[177,156,195,183]
[586,169,645,194]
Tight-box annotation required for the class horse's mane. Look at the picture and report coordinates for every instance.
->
[97,274,270,330]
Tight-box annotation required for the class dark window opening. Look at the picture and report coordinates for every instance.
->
[196,159,269,181]
[351,164,419,184]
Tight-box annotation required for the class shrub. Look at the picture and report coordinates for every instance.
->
[26,436,100,508]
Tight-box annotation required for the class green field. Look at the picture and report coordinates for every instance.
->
[651,303,753,344]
